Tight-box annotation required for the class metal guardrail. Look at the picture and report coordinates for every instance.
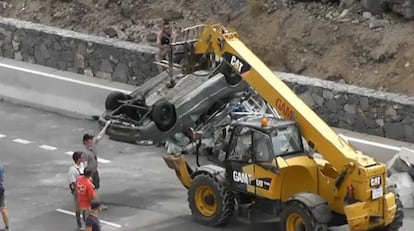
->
[181,24,206,41]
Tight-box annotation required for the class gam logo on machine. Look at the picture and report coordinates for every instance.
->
[232,171,252,184]
[275,98,295,120]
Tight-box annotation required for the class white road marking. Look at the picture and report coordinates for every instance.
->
[38,145,58,151]
[12,138,32,144]
[64,151,111,163]
[56,208,122,228]
[340,134,401,151]
[0,134,6,138]
[0,62,132,94]
[97,158,111,164]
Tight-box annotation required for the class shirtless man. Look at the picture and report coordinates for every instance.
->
[156,20,177,73]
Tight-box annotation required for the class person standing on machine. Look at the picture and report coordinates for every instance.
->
[156,20,177,73]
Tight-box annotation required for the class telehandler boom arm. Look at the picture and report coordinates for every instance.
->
[192,24,377,171]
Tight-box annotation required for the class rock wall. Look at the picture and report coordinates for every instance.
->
[0,17,158,86]
[279,72,414,143]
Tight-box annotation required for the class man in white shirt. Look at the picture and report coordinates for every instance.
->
[68,151,85,230]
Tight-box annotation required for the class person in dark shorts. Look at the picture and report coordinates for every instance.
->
[68,151,85,229]
[156,20,177,73]
[85,201,102,231]
[82,120,111,209]
[0,165,10,231]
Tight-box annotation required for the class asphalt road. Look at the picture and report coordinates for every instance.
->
[0,99,413,231]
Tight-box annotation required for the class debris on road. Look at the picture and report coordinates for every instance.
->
[389,172,414,208]
[387,147,414,208]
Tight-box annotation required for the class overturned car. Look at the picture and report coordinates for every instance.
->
[99,63,249,144]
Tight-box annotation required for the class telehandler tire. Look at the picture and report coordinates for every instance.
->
[188,172,235,226]
[280,200,328,231]
[370,197,404,231]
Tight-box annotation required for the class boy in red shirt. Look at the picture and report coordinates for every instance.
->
[76,167,97,225]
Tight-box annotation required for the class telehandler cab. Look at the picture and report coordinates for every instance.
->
[162,24,404,231]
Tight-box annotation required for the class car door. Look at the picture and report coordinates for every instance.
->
[252,130,281,199]
[226,126,255,194]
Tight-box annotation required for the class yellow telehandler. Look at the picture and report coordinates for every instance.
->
[162,24,403,231]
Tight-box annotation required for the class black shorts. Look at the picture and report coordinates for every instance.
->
[92,171,100,190]
[0,187,5,208]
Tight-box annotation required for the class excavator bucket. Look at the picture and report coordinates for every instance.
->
[162,154,194,189]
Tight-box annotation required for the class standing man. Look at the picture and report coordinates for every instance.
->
[85,201,102,231]
[0,165,10,231]
[76,167,97,223]
[68,151,85,230]
[82,120,111,209]
[156,20,177,73]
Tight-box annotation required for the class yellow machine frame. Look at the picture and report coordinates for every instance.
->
[163,24,399,231]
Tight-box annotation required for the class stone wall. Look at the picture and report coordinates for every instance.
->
[0,17,158,85]
[278,72,414,143]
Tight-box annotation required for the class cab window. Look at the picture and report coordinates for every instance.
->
[271,125,303,156]
[228,127,252,162]
[253,131,273,162]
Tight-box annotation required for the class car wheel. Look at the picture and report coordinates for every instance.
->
[151,99,177,132]
[105,91,130,111]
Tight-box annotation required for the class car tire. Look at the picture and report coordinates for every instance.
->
[105,91,130,111]
[151,99,177,132]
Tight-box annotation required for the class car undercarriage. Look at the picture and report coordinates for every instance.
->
[99,61,252,144]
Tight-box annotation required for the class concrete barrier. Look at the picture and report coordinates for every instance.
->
[278,72,414,143]
[0,16,158,85]
[0,57,135,119]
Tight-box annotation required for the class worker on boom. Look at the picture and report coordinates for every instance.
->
[156,20,177,73]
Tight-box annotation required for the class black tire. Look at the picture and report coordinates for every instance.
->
[105,91,130,111]
[188,173,235,226]
[219,62,242,86]
[280,200,328,231]
[151,99,177,132]
[370,196,404,231]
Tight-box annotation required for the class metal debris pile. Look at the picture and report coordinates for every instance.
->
[387,147,414,208]
[165,91,271,155]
